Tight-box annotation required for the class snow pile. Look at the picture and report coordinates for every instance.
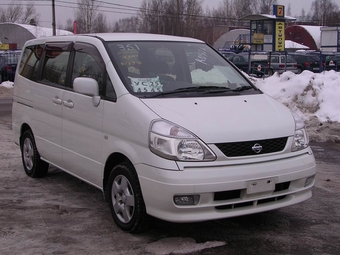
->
[254,70,340,142]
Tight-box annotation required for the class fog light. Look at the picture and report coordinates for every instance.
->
[305,175,315,187]
[174,195,200,205]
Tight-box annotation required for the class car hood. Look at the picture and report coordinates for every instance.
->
[140,94,295,143]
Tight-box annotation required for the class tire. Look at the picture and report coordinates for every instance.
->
[297,67,303,74]
[267,68,274,76]
[21,130,49,178]
[105,162,149,233]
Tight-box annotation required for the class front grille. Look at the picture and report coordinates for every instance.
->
[213,182,290,202]
[215,137,288,157]
[215,195,287,210]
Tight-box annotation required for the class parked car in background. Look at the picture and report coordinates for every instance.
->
[321,53,340,71]
[219,51,235,59]
[289,52,322,73]
[227,52,270,77]
[268,53,299,75]
[0,50,20,83]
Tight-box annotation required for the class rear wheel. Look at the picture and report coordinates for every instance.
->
[106,162,149,233]
[21,130,49,178]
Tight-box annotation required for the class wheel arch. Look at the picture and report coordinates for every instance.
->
[20,123,32,146]
[103,152,134,201]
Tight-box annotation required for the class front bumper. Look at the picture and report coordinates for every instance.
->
[136,152,316,223]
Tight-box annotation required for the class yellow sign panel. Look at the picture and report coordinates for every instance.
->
[0,44,10,50]
[253,33,264,44]
[277,5,285,17]
[275,22,285,51]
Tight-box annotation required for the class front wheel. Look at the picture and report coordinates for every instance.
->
[106,162,149,233]
[21,130,49,178]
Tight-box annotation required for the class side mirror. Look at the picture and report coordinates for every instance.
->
[73,77,101,107]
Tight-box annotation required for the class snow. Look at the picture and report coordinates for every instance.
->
[254,71,340,122]
[299,25,322,49]
[0,81,14,89]
[1,70,340,142]
[18,24,73,38]
[285,40,309,49]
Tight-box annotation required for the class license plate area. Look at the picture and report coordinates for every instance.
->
[247,178,276,194]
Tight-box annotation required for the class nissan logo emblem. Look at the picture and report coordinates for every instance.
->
[252,143,263,153]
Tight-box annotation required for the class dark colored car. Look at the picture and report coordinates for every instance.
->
[289,53,322,73]
[322,53,340,71]
[227,53,270,77]
[0,50,20,83]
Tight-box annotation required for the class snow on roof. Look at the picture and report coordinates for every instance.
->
[240,14,296,21]
[17,24,73,38]
[285,40,309,49]
[298,25,322,48]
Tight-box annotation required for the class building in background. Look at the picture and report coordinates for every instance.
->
[0,23,73,50]
[285,25,321,51]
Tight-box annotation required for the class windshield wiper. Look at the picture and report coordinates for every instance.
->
[145,86,232,98]
[231,85,254,92]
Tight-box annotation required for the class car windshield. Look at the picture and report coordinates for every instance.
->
[106,41,257,98]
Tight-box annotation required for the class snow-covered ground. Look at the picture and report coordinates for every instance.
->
[1,70,340,142]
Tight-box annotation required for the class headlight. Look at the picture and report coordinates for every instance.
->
[291,112,309,151]
[149,120,216,161]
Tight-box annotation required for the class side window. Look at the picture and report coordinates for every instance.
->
[271,56,279,63]
[41,43,72,87]
[19,44,43,81]
[72,42,116,99]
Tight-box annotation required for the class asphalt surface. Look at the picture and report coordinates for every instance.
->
[1,100,339,255]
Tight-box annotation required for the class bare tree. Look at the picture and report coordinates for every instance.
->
[298,8,306,22]
[232,0,255,18]
[75,0,100,33]
[0,4,22,23]
[255,0,278,14]
[63,18,75,32]
[21,3,40,24]
[0,2,40,24]
[92,13,109,33]
[211,0,235,27]
[308,0,339,26]
[184,0,204,38]
[113,17,140,32]
[286,3,292,16]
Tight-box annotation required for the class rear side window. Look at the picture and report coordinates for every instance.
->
[41,43,72,87]
[19,45,44,81]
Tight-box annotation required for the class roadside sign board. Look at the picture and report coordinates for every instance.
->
[275,22,285,51]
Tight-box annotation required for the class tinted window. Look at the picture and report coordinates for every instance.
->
[41,43,72,87]
[19,45,43,81]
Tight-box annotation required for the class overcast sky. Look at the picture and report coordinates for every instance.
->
[1,0,338,28]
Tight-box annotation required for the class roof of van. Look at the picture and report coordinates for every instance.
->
[25,33,204,44]
[91,33,203,42]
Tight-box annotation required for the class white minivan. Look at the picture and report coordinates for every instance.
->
[12,33,316,233]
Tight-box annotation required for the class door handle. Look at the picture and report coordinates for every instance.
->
[52,97,62,105]
[63,100,74,108]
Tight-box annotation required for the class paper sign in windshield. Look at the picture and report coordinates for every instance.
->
[129,77,163,92]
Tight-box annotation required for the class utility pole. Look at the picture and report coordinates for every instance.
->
[52,0,56,35]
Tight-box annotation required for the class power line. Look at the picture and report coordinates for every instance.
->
[0,0,247,25]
